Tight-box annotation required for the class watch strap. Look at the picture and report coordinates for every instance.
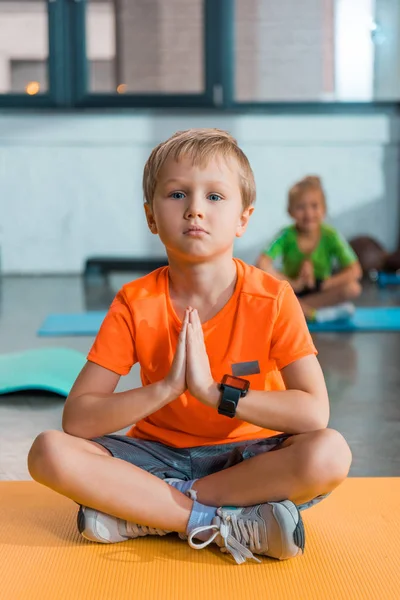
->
[218,385,241,418]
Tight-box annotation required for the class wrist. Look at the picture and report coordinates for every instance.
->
[194,380,219,407]
[160,379,185,403]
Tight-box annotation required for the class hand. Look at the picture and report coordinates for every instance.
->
[186,308,216,406]
[300,260,315,289]
[291,276,306,293]
[164,308,189,399]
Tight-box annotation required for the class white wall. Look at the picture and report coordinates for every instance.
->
[0,111,398,274]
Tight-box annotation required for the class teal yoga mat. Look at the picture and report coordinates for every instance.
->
[0,348,86,396]
[308,307,400,332]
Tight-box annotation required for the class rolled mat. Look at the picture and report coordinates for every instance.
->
[0,348,86,396]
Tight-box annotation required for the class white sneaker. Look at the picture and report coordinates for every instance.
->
[77,505,170,544]
[77,478,190,543]
[315,302,355,323]
[188,500,305,564]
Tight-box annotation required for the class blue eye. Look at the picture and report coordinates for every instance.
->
[170,192,186,199]
[209,194,222,202]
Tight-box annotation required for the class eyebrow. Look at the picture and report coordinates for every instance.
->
[162,178,231,188]
[162,179,185,186]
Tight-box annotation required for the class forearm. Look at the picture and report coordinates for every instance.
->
[62,380,176,439]
[321,263,361,291]
[206,384,329,433]
[236,389,329,433]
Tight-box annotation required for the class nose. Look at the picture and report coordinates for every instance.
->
[304,208,313,219]
[184,195,205,220]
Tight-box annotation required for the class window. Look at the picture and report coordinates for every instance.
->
[0,0,399,109]
[0,1,48,95]
[234,0,399,104]
[86,0,204,95]
[72,0,214,107]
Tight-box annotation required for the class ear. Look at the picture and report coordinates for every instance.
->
[236,206,254,238]
[144,203,158,234]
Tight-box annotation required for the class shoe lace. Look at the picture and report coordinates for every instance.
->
[125,522,169,537]
[188,509,261,564]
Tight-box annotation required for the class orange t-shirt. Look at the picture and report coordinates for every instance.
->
[87,258,317,448]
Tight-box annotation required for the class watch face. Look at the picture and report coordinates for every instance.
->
[222,374,250,391]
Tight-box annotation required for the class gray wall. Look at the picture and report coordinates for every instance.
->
[0,111,398,274]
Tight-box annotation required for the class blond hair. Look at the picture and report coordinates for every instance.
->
[143,128,256,209]
[288,176,326,212]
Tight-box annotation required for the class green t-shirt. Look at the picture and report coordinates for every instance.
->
[263,224,357,280]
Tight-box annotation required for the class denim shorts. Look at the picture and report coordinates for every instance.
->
[92,433,328,512]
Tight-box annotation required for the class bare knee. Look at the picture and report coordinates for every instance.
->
[297,428,352,488]
[28,430,68,483]
[343,280,362,300]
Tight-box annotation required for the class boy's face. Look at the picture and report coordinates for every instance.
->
[289,189,325,234]
[145,154,253,262]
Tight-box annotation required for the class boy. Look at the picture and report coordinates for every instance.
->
[28,130,352,565]
[257,176,362,323]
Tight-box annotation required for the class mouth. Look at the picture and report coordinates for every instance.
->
[183,226,208,235]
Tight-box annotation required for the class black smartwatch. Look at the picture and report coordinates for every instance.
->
[218,374,250,418]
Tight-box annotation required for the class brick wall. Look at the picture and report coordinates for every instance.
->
[115,0,333,99]
[116,0,203,93]
[235,0,333,101]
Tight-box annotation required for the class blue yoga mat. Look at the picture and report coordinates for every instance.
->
[38,306,400,337]
[308,307,400,332]
[38,311,107,337]
[376,272,400,288]
[0,348,86,396]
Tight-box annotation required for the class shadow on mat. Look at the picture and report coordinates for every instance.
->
[1,496,268,566]
[1,509,243,566]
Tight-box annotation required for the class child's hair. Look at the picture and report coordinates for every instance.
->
[288,176,326,212]
[143,128,256,209]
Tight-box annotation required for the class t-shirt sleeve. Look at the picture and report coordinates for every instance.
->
[87,289,137,376]
[270,283,317,370]
[263,230,286,260]
[330,229,358,269]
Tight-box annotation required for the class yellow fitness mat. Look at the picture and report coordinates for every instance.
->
[1,478,399,600]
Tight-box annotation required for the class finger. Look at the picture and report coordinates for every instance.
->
[195,310,204,342]
[179,312,188,338]
[186,322,194,359]
[182,308,189,328]
[192,309,200,330]
[178,311,189,352]
[190,310,199,341]
[186,321,193,343]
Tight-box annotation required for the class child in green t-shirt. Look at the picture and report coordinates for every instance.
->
[257,176,362,322]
